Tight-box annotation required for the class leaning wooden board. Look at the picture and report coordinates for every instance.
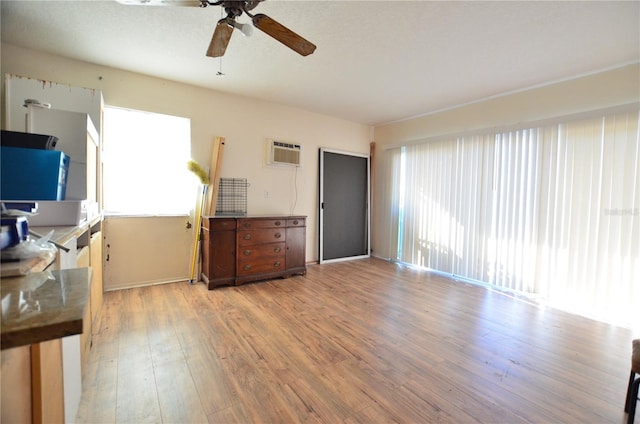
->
[205,136,225,215]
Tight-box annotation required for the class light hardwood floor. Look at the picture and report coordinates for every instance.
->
[77,257,634,423]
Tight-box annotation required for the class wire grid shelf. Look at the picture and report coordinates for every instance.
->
[216,178,248,216]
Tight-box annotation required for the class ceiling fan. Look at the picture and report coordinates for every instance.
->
[115,0,317,58]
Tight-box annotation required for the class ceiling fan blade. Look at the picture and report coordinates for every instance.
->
[206,19,234,58]
[251,13,316,56]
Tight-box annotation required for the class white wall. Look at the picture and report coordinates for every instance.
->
[5,44,636,266]
[371,63,640,259]
[1,43,373,262]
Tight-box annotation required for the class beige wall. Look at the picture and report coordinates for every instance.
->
[3,43,638,265]
[371,63,640,259]
[1,43,373,263]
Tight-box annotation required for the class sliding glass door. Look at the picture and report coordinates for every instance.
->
[388,109,640,330]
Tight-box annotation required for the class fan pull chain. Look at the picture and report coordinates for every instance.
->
[216,7,225,76]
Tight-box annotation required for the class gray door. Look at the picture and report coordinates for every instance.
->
[319,148,370,263]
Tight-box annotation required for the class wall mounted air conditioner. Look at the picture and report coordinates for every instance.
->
[266,139,302,167]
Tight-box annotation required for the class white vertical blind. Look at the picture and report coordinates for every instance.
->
[489,129,542,292]
[454,135,495,285]
[389,110,640,329]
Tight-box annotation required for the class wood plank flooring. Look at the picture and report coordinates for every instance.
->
[77,258,635,423]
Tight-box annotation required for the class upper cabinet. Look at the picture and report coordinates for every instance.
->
[4,74,103,135]
[26,107,99,204]
[3,74,104,209]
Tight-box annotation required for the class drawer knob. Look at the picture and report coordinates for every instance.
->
[244,222,251,228]
[274,261,281,268]
[274,247,281,253]
[275,221,281,226]
[222,222,228,227]
[244,250,252,256]
[293,220,299,225]
[244,234,252,240]
[274,232,281,239]
[244,265,252,271]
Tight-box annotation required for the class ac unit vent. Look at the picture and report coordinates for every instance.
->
[268,139,302,167]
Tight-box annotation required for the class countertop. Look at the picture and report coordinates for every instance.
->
[1,267,91,350]
[31,213,102,247]
[0,214,101,278]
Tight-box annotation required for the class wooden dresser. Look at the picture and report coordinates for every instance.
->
[201,215,306,289]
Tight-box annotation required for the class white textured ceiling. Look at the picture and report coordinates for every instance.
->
[1,0,639,125]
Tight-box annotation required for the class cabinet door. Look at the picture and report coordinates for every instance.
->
[90,231,103,334]
[1,346,32,423]
[76,247,92,375]
[286,222,306,271]
[210,230,236,281]
[201,218,236,287]
[31,339,65,424]
[200,223,211,281]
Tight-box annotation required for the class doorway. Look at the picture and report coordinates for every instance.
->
[319,148,370,263]
[102,106,195,290]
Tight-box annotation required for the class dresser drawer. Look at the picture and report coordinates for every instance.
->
[287,217,305,227]
[237,256,285,276]
[208,218,236,231]
[238,218,285,230]
[237,229,285,246]
[239,242,285,259]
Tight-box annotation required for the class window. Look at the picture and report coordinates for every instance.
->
[102,106,195,215]
[388,110,640,329]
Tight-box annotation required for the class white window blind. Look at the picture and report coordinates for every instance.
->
[389,111,639,329]
[102,106,195,215]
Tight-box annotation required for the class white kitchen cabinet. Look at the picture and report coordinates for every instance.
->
[33,218,103,423]
[27,106,100,205]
